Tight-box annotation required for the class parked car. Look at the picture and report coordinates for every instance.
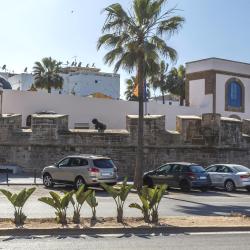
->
[42,154,118,188]
[206,164,250,192]
[143,162,211,192]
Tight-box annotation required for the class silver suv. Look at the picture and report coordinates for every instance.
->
[42,154,118,188]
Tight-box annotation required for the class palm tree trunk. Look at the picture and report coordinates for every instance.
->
[180,94,185,106]
[161,90,165,104]
[134,58,144,189]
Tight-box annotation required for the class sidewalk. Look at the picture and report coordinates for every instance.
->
[0,173,43,185]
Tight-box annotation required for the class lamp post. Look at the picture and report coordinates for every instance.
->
[0,83,3,116]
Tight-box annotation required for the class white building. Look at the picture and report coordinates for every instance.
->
[186,57,250,120]
[7,66,120,99]
[2,57,250,131]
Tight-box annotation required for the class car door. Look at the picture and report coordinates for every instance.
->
[167,164,183,188]
[216,165,233,187]
[206,165,219,186]
[68,157,89,182]
[55,157,72,182]
[150,164,172,185]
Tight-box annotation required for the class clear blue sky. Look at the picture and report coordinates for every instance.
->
[0,0,250,98]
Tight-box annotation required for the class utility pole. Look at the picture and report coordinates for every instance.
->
[0,83,3,116]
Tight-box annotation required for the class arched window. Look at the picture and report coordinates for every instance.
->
[225,78,244,112]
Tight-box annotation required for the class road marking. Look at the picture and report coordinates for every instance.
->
[2,231,250,240]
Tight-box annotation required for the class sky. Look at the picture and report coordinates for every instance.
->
[0,0,250,99]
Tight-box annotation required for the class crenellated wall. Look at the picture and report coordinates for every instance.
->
[1,113,250,178]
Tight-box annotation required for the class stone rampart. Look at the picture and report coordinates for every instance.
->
[0,113,250,178]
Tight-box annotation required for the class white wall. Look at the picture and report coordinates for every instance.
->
[189,79,213,110]
[216,74,250,119]
[2,90,208,130]
[187,58,250,75]
[7,71,120,99]
[8,74,33,91]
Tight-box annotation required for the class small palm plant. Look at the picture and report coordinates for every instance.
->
[101,179,133,223]
[38,191,73,225]
[86,190,98,221]
[0,187,36,226]
[129,185,167,224]
[71,185,92,224]
[129,187,151,223]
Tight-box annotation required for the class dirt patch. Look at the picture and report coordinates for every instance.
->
[1,216,250,229]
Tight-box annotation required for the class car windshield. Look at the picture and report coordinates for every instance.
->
[93,159,115,169]
[231,165,250,173]
[190,165,205,173]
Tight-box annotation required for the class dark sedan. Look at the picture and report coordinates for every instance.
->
[143,162,211,192]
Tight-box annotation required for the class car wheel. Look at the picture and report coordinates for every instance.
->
[246,187,250,192]
[43,173,54,188]
[75,176,86,190]
[224,180,235,192]
[180,180,191,192]
[143,177,153,188]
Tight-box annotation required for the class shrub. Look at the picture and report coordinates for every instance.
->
[71,185,92,224]
[101,179,133,223]
[38,191,73,225]
[86,190,98,221]
[0,187,36,226]
[129,185,167,223]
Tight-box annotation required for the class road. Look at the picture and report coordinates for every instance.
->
[0,185,250,218]
[1,232,250,250]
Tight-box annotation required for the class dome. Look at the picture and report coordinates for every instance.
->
[0,76,12,89]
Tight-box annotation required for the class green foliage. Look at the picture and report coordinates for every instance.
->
[86,190,98,221]
[149,60,169,104]
[101,179,133,223]
[124,77,139,101]
[33,57,63,93]
[38,191,73,225]
[98,0,184,188]
[0,187,36,226]
[129,185,167,223]
[166,65,186,105]
[71,185,92,224]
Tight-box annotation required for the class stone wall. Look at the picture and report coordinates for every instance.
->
[1,113,250,178]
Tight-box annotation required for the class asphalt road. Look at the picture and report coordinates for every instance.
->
[1,232,250,250]
[0,185,250,218]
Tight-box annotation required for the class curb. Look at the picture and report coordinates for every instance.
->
[1,226,250,237]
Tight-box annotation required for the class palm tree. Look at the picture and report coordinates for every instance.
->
[125,77,139,101]
[33,57,64,93]
[149,60,168,104]
[98,0,184,188]
[166,65,185,105]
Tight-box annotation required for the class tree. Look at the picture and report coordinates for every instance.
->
[125,77,139,101]
[149,60,169,104]
[166,65,185,105]
[33,57,64,93]
[97,0,184,188]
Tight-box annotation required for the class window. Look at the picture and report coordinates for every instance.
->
[58,158,71,167]
[190,165,205,173]
[171,165,183,173]
[206,166,218,172]
[225,78,244,112]
[156,164,171,174]
[231,165,250,173]
[93,159,115,169]
[70,158,88,167]
[216,166,233,173]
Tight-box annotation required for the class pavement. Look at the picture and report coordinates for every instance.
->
[0,173,43,185]
[0,185,250,218]
[1,232,250,250]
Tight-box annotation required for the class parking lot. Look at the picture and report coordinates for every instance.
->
[0,184,250,218]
